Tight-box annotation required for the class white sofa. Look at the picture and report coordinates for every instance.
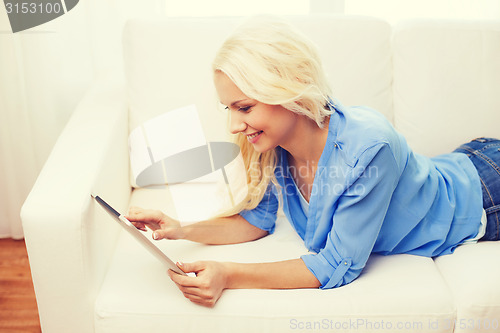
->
[21,16,500,333]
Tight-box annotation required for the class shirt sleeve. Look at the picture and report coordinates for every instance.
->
[239,182,279,234]
[301,143,400,289]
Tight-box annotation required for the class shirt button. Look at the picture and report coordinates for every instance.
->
[344,261,348,265]
[334,144,338,148]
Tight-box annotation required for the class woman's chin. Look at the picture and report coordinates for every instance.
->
[251,143,276,154]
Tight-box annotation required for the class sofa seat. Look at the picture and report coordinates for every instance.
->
[95,186,456,333]
[434,242,500,333]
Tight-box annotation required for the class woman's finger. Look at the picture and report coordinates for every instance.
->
[127,206,143,217]
[168,270,199,288]
[175,283,204,298]
[131,222,146,231]
[179,290,215,308]
[188,295,216,308]
[126,207,161,222]
[152,226,183,240]
[187,297,207,307]
[184,293,205,303]
[177,261,204,274]
[171,278,209,303]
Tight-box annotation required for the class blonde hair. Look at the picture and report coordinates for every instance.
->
[212,16,333,215]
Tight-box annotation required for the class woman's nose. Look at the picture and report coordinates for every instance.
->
[229,110,247,134]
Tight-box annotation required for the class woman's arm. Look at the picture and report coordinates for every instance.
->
[224,259,321,289]
[181,214,269,244]
[127,207,320,308]
[126,207,268,245]
[168,259,321,307]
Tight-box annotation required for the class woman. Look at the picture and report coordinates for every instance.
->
[126,17,499,308]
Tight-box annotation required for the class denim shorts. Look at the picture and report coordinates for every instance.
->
[453,137,500,241]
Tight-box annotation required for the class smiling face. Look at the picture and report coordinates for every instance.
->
[214,71,299,153]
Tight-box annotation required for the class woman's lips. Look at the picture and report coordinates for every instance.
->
[247,131,263,143]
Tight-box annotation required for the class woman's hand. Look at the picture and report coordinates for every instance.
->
[125,206,185,240]
[168,261,229,308]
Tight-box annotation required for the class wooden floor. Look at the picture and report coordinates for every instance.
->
[0,238,41,333]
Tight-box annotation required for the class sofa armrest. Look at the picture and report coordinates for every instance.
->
[20,73,131,333]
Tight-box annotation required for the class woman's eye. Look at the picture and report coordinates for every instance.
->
[222,105,252,112]
[238,106,252,112]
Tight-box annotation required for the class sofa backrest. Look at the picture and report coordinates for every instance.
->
[393,20,500,156]
[122,16,500,186]
[123,15,393,143]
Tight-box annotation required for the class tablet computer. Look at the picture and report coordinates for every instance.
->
[92,194,187,276]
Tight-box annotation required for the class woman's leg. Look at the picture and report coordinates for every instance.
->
[453,138,500,241]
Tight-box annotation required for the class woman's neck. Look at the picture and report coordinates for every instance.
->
[282,115,330,167]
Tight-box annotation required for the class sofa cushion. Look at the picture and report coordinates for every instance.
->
[393,20,500,157]
[95,186,455,333]
[434,242,500,333]
[122,15,394,187]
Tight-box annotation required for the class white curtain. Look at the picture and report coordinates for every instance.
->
[0,0,165,239]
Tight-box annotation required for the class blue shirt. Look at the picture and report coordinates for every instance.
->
[239,99,483,289]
